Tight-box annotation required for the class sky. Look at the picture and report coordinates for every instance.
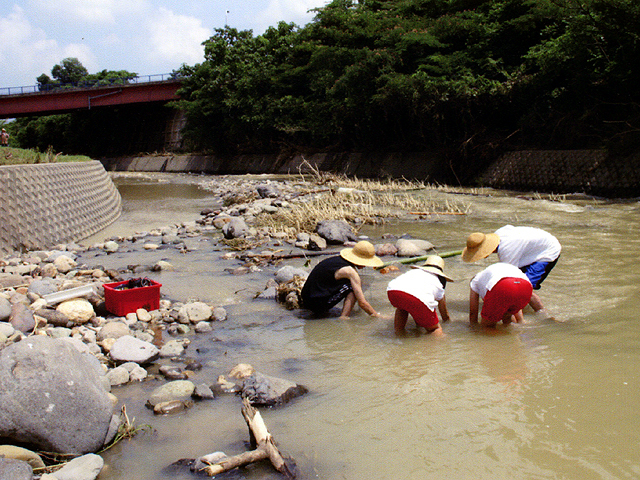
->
[0,0,330,88]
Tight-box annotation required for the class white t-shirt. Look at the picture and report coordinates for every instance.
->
[470,262,530,299]
[386,268,444,311]
[495,225,561,267]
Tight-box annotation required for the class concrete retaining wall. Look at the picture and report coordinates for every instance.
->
[102,149,640,198]
[0,161,121,254]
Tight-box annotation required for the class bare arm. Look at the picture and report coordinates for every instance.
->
[469,289,480,324]
[335,266,379,317]
[438,294,451,322]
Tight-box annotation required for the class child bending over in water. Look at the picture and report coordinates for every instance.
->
[386,255,453,336]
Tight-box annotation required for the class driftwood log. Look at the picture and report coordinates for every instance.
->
[202,398,296,478]
[376,249,463,269]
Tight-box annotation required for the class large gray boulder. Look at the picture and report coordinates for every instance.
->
[315,220,356,244]
[241,372,308,406]
[0,337,115,454]
[0,458,32,480]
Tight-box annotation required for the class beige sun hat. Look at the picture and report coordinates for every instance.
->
[411,255,454,282]
[461,232,500,263]
[340,241,384,268]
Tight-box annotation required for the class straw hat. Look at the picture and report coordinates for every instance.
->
[340,241,383,268]
[462,232,500,263]
[411,255,454,282]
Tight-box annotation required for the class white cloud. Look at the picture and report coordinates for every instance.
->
[145,8,211,67]
[256,0,326,32]
[0,6,68,86]
[34,0,149,24]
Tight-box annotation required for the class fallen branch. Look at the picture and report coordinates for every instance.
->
[202,398,296,478]
[376,249,463,269]
[409,211,467,215]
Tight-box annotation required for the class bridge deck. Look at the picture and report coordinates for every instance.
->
[0,80,181,119]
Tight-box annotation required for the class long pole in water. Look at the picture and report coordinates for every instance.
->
[376,249,463,269]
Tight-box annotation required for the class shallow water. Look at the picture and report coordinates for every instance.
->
[81,174,640,480]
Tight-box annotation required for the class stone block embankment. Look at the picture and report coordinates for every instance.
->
[479,150,640,197]
[0,161,121,254]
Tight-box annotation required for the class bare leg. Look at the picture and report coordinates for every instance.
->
[394,309,408,334]
[529,292,544,312]
[340,292,357,319]
[513,309,524,323]
[428,324,444,337]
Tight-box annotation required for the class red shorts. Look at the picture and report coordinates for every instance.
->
[387,290,439,329]
[482,277,533,324]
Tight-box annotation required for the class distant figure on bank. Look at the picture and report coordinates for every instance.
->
[0,128,9,147]
[462,225,561,314]
[469,262,533,327]
[301,240,383,319]
[386,255,453,336]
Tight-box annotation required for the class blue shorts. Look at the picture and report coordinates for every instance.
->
[521,257,558,290]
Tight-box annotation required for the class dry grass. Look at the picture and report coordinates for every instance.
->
[256,178,469,233]
[0,146,91,166]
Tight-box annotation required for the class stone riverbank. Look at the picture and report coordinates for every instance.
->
[0,175,447,479]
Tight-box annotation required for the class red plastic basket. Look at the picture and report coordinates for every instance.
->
[103,279,162,316]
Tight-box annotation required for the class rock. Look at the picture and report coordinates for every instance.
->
[35,308,70,327]
[212,306,227,322]
[159,365,188,380]
[97,321,131,341]
[51,453,104,480]
[128,365,148,382]
[0,322,15,338]
[178,302,212,323]
[0,445,45,469]
[154,400,191,415]
[315,220,356,244]
[0,337,114,454]
[275,266,308,284]
[152,260,174,271]
[395,238,435,257]
[308,233,327,251]
[229,363,255,379]
[103,241,119,253]
[257,286,277,299]
[194,321,212,333]
[53,255,77,274]
[109,335,159,365]
[27,278,58,297]
[193,383,215,400]
[222,217,249,239]
[9,303,36,333]
[136,308,151,322]
[159,339,186,357]
[56,299,95,324]
[147,380,196,407]
[241,372,308,406]
[0,273,24,289]
[0,458,32,480]
[0,297,11,321]
[106,366,130,386]
[257,184,278,198]
[375,242,398,256]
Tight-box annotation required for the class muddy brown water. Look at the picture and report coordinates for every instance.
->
[80,173,640,480]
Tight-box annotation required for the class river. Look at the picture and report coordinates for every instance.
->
[81,173,640,480]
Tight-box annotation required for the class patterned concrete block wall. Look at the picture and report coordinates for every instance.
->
[0,161,121,254]
[480,150,640,197]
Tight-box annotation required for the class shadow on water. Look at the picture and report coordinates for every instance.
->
[88,173,640,480]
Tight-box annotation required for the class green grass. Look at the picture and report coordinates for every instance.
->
[0,146,92,166]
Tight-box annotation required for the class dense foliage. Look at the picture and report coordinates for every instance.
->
[12,0,640,170]
[176,0,640,161]
[37,58,137,91]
